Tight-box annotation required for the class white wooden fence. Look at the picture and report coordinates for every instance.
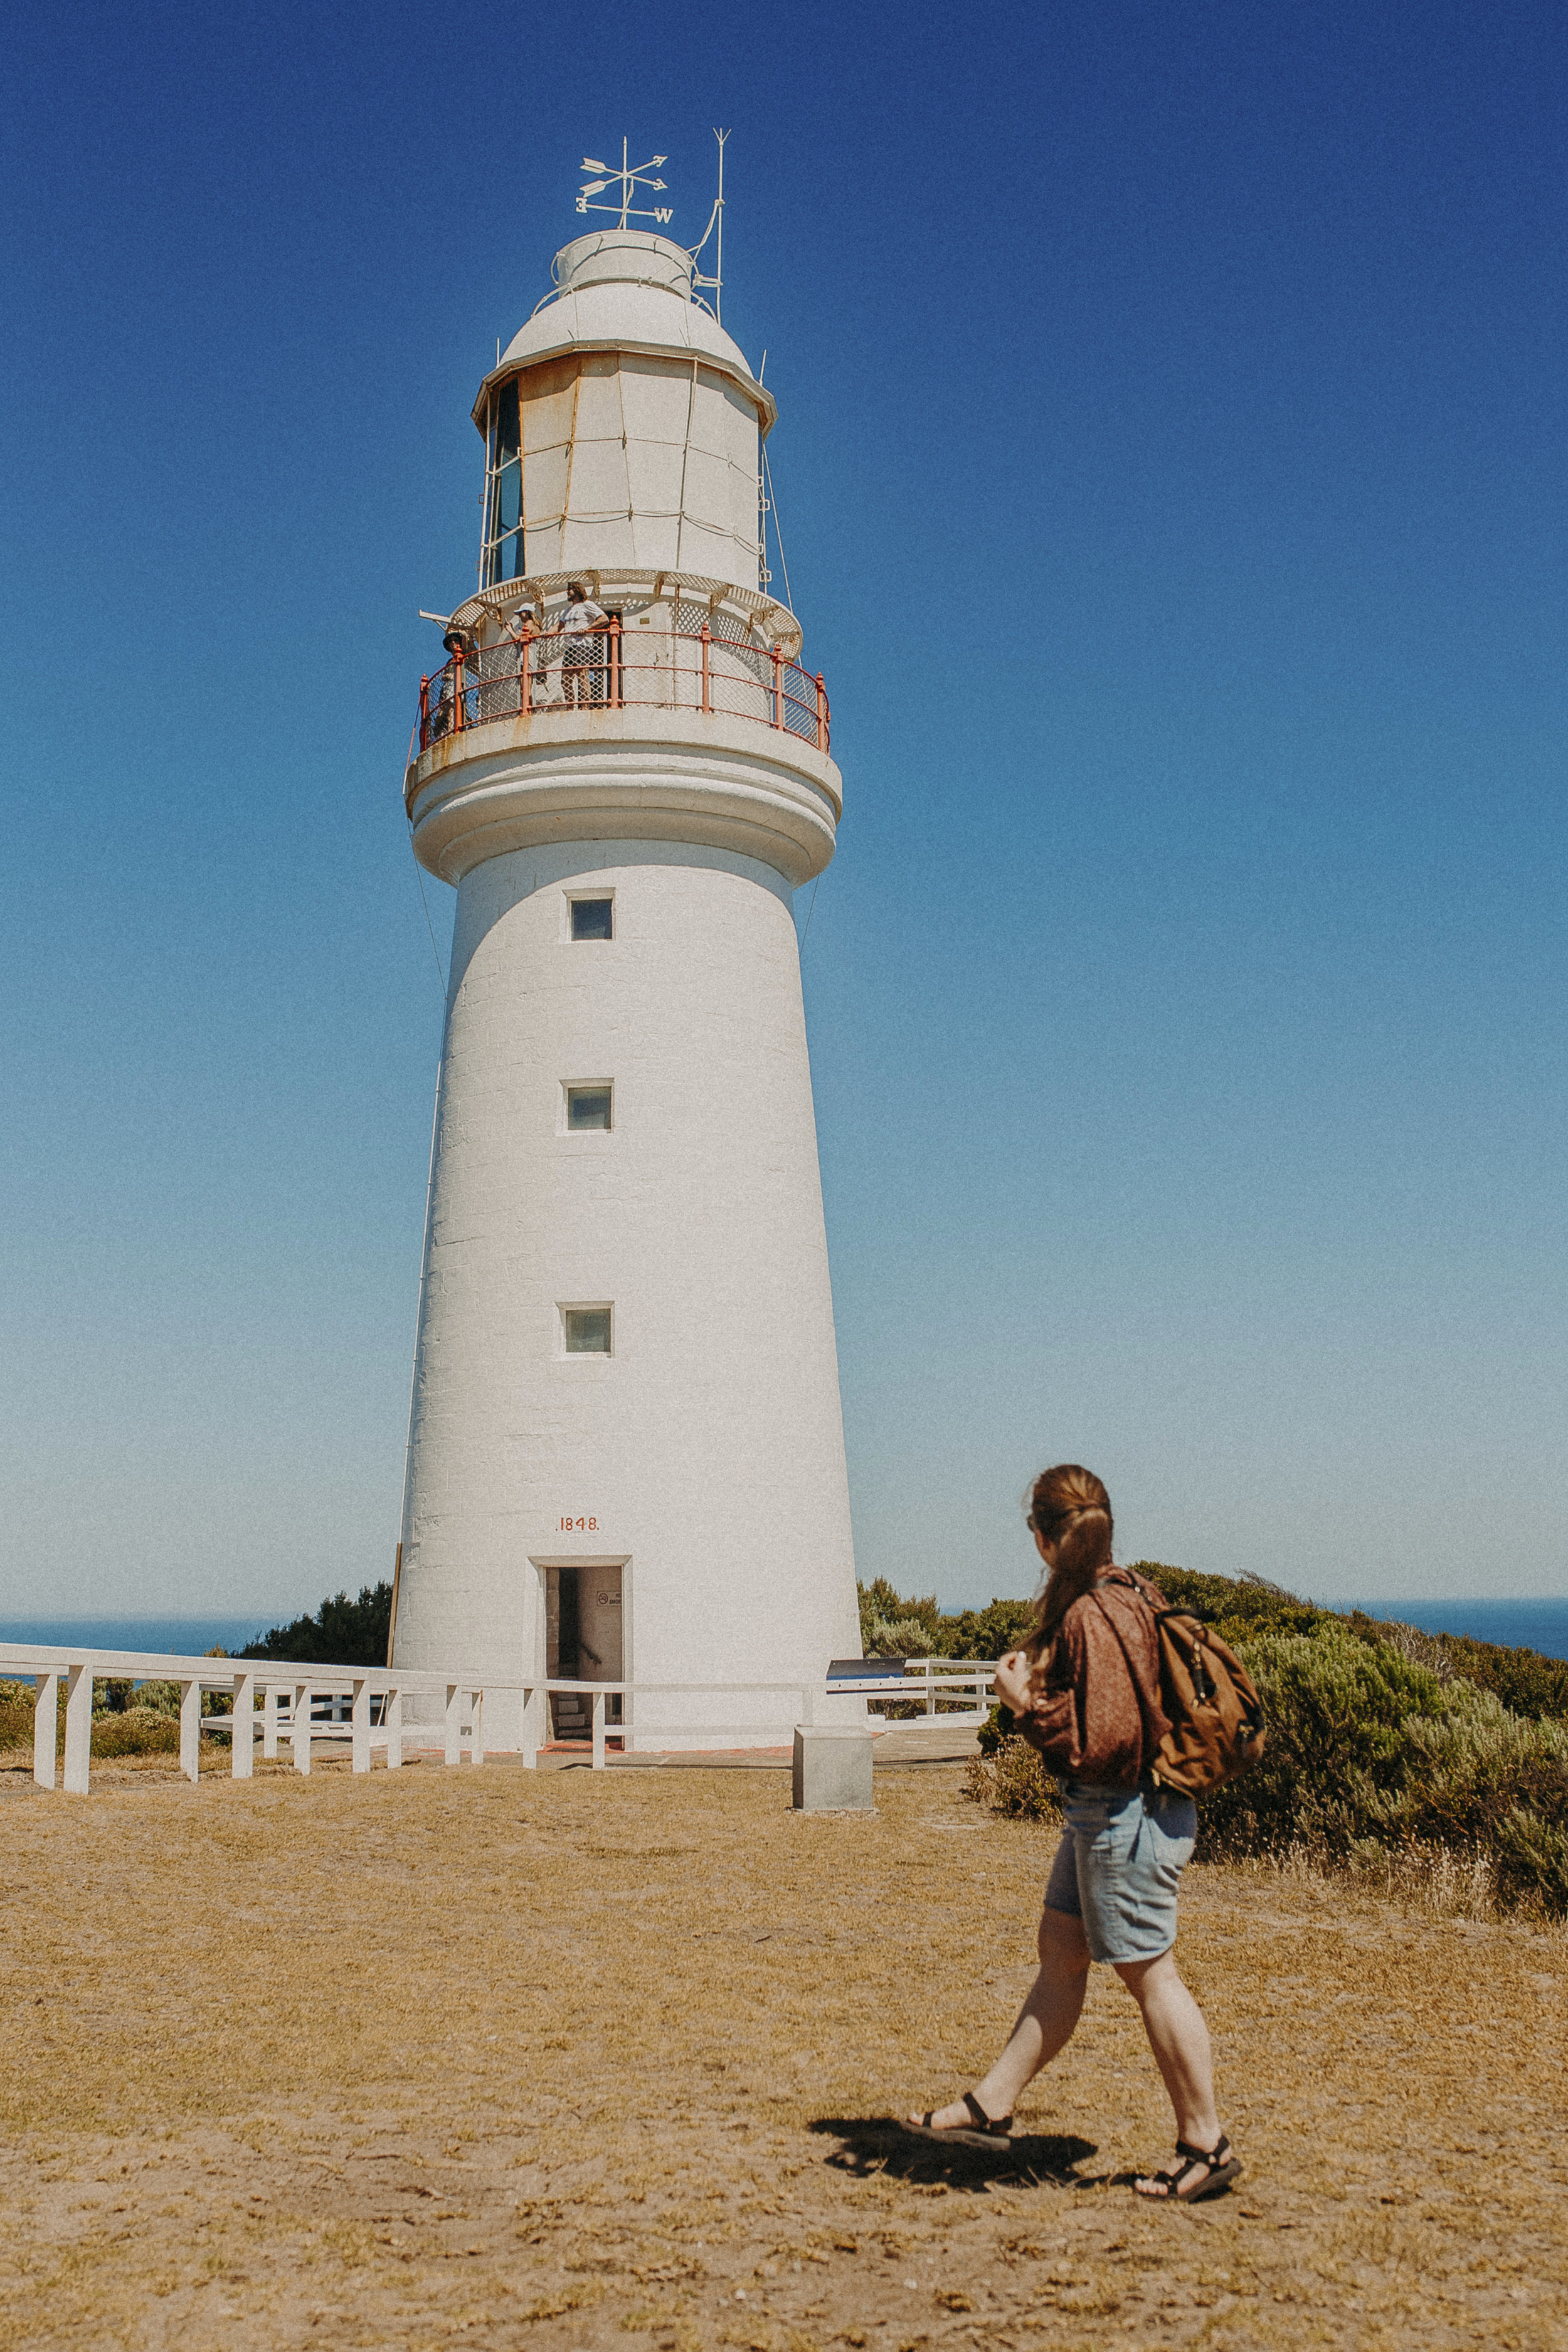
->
[0,1643,996,1794]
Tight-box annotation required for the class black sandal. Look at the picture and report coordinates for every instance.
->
[1135,2134,1242,2203]
[902,2092,1015,2151]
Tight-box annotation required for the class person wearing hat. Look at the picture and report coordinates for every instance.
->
[432,627,470,739]
[558,581,609,707]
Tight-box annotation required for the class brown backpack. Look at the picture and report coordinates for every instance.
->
[1093,1582,1267,1796]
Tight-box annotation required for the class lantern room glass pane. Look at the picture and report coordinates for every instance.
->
[484,379,524,586]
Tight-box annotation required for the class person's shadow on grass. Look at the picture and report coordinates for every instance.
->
[808,2117,1099,2191]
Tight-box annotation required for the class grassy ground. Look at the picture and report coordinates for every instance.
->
[0,1749,1563,2351]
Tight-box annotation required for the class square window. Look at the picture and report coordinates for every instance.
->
[569,896,613,941]
[566,1085,612,1131]
[563,1306,612,1355]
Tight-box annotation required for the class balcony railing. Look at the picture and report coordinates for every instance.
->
[414,618,829,760]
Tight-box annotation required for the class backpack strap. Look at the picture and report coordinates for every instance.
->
[1089,1588,1168,1774]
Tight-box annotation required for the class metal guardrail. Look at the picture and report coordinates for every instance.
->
[415,619,829,758]
[0,1643,994,1791]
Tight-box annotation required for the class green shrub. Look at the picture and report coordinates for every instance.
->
[1198,1622,1568,1917]
[976,1702,1015,1757]
[1342,1613,1568,1722]
[90,1708,183,1757]
[856,1580,1036,1662]
[938,1596,1039,1662]
[241,1583,392,1668]
[130,1680,182,1716]
[964,1735,1061,1821]
[0,1680,41,1752]
[1133,1561,1333,1647]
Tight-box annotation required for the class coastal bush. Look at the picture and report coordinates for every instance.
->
[1343,1613,1568,1723]
[1195,1623,1568,1916]
[89,1708,183,1757]
[0,1679,38,1751]
[964,1735,1060,1821]
[241,1583,392,1668]
[856,1579,1036,1662]
[0,1681,190,1759]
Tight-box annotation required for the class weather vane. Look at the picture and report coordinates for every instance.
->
[578,139,673,229]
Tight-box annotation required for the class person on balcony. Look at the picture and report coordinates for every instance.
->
[432,627,470,739]
[558,582,609,707]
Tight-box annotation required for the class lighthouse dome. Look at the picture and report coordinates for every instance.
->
[473,229,775,437]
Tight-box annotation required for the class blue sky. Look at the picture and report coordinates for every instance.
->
[3,0,1564,1618]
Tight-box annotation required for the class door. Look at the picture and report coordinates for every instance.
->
[577,1565,623,1724]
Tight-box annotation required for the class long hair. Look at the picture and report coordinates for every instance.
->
[1024,1465,1114,1656]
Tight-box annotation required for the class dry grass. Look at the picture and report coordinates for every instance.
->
[0,1749,1564,2351]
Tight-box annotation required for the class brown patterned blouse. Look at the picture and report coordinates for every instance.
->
[1015,1567,1171,1789]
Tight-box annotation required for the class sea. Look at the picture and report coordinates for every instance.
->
[0,1616,279,1659]
[1339,1599,1568,1661]
[3,1601,1567,1663]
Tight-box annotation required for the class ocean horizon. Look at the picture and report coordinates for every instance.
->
[0,1616,290,1659]
[1338,1597,1568,1661]
[3,1597,1567,1665]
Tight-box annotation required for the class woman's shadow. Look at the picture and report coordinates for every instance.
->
[808,2117,1100,2191]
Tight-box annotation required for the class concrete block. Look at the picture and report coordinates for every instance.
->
[792,1724,874,1813]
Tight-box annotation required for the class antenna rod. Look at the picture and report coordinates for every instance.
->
[714,128,728,324]
[620,135,630,231]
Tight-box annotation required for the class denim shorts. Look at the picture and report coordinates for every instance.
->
[1042,1778,1197,1964]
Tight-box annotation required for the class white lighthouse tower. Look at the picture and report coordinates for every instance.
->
[393,152,859,1749]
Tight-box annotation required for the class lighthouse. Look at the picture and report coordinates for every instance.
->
[392,152,859,1749]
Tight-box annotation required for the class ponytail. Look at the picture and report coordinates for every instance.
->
[1024,1464,1113,1656]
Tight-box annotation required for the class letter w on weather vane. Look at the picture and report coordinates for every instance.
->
[578,138,674,228]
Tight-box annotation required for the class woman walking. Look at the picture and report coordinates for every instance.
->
[907,1464,1241,2202]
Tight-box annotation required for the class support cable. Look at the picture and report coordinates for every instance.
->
[761,444,794,615]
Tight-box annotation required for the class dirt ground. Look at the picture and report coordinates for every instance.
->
[0,1749,1563,2351]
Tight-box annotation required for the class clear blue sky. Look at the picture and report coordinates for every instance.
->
[3,1,1564,1618]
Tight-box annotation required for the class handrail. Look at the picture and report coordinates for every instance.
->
[412,618,829,768]
[1,1642,990,1791]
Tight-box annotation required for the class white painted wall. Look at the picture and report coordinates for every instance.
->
[394,839,861,1747]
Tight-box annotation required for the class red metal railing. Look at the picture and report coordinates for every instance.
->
[415,618,829,760]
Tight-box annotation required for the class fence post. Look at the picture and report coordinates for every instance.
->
[924,1660,936,1718]
[470,1688,484,1767]
[771,644,784,728]
[815,673,827,753]
[291,1684,312,1776]
[63,1664,92,1794]
[385,1686,403,1769]
[521,1683,541,1769]
[262,1684,279,1759]
[701,622,711,714]
[443,1683,462,1768]
[232,1672,255,1779]
[33,1671,58,1790]
[591,1690,606,1771]
[179,1678,201,1783]
[351,1677,371,1774]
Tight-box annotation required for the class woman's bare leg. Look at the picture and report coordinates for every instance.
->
[911,1906,1091,2128]
[1112,1949,1223,2180]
